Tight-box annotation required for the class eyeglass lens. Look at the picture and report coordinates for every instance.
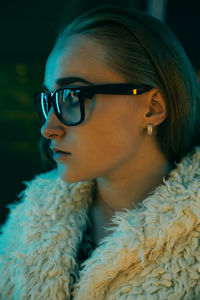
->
[36,89,82,125]
[57,89,82,125]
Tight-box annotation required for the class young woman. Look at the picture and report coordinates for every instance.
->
[1,5,200,300]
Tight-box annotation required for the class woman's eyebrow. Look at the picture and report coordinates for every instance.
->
[41,76,93,92]
[56,76,93,86]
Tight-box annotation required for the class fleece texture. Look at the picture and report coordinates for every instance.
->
[1,146,200,300]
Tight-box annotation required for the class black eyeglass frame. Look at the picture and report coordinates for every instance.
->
[34,83,153,126]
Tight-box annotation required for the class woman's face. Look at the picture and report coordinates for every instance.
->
[41,34,147,183]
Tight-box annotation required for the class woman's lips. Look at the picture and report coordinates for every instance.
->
[56,150,71,154]
[51,147,72,160]
[51,147,71,154]
[53,151,72,160]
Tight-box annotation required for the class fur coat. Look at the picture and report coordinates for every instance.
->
[1,146,200,300]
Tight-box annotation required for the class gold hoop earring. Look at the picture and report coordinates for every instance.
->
[148,124,153,136]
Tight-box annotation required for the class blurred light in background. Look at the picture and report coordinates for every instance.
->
[146,0,167,21]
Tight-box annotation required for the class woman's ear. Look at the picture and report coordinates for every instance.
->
[143,88,168,127]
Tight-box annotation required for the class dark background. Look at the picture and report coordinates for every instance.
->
[1,0,200,226]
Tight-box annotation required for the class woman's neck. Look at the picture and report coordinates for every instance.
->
[89,161,173,234]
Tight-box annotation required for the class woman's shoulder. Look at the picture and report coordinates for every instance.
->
[22,167,60,193]
[1,168,95,239]
[17,168,72,206]
[0,169,64,245]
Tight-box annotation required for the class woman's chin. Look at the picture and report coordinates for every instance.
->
[57,165,77,183]
[57,163,93,183]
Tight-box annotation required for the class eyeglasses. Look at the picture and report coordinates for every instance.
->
[34,83,152,126]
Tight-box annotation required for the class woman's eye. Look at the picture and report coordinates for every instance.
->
[69,94,79,104]
[63,92,79,106]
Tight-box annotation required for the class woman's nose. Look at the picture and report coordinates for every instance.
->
[40,109,65,140]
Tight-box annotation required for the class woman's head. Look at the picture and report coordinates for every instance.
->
[40,5,200,182]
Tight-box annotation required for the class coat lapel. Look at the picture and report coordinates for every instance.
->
[72,146,200,299]
[10,170,96,299]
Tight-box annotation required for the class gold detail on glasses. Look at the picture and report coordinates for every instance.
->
[133,89,137,95]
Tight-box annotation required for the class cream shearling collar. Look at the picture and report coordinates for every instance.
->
[1,146,200,299]
[72,146,200,299]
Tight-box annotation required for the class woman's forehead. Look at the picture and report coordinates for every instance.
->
[50,34,106,67]
[44,34,126,90]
